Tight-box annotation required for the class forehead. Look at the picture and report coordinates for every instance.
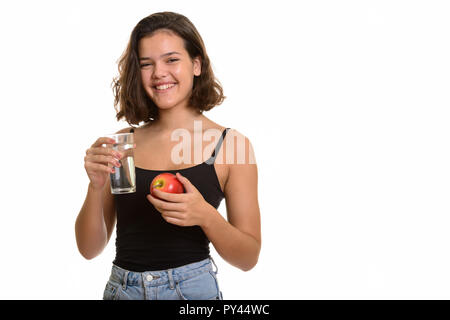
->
[138,30,187,57]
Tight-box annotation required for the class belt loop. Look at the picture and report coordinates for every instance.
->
[209,255,218,274]
[167,269,175,290]
[122,270,129,290]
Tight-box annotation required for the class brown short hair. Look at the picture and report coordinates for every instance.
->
[112,12,225,126]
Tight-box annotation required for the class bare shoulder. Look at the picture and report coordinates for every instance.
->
[221,128,257,166]
[219,128,257,195]
[115,126,134,134]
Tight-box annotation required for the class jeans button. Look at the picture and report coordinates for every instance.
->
[146,274,153,281]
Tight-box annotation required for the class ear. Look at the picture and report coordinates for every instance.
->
[193,56,202,77]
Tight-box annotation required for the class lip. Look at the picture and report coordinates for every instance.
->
[153,81,177,86]
[153,82,177,93]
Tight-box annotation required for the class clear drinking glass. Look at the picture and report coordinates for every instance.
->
[105,132,136,194]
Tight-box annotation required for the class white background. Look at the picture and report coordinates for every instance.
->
[0,0,449,299]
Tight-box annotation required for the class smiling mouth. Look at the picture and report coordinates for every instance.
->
[154,83,177,92]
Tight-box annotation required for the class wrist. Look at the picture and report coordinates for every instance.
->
[200,204,219,230]
[88,182,105,195]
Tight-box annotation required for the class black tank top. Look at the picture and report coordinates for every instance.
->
[113,127,230,272]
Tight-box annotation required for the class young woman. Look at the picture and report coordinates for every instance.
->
[75,12,261,300]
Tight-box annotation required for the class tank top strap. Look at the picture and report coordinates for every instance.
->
[129,126,229,164]
[205,128,230,165]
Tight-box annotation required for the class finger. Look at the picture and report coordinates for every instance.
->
[91,137,117,148]
[85,162,115,174]
[146,194,162,213]
[151,188,186,203]
[161,215,185,227]
[147,193,163,210]
[86,146,123,159]
[147,194,184,211]
[175,172,194,193]
[161,211,185,220]
[85,154,121,167]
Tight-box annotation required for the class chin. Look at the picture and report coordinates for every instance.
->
[154,102,179,110]
[154,97,191,110]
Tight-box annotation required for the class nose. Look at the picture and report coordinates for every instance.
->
[152,61,167,79]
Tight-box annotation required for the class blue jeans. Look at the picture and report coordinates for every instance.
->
[103,257,223,300]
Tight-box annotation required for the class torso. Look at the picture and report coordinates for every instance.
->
[129,119,230,194]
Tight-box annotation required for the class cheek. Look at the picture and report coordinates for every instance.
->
[174,64,194,87]
[140,70,151,86]
[171,64,184,78]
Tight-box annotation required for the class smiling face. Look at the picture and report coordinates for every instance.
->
[138,30,202,111]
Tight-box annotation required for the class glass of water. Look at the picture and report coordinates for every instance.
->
[105,132,136,194]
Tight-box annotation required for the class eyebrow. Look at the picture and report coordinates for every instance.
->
[139,51,181,61]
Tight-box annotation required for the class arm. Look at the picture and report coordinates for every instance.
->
[75,129,131,259]
[202,159,261,271]
[75,179,116,260]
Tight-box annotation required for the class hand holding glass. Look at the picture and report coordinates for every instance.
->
[105,133,136,194]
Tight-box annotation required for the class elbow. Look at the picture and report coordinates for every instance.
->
[241,265,255,272]
[239,249,260,272]
[79,250,97,260]
[240,242,261,272]
[76,238,102,260]
[240,257,259,272]
[77,245,98,260]
[75,225,104,260]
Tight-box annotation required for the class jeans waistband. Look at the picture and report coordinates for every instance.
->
[109,257,218,289]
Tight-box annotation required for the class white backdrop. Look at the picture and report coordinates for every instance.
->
[0,0,449,299]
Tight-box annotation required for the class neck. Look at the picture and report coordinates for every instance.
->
[152,104,204,133]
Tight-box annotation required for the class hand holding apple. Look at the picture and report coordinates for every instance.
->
[150,173,184,198]
[147,172,214,228]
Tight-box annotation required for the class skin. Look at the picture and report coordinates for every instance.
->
[76,29,261,271]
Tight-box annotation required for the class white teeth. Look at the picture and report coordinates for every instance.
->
[155,83,175,90]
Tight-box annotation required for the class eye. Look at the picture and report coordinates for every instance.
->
[167,58,179,63]
[140,63,152,68]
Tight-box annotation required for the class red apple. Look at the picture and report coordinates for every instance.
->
[150,173,184,198]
